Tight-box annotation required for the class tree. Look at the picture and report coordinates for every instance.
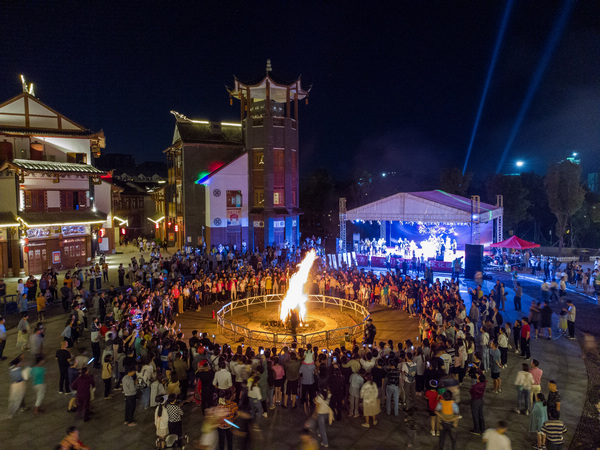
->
[485,174,531,237]
[520,172,555,244]
[544,161,585,252]
[440,167,472,197]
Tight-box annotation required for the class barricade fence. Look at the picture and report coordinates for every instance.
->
[216,294,370,349]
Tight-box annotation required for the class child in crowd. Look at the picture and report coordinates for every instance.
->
[425,380,440,436]
[558,309,568,336]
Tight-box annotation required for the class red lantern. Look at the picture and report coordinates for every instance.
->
[155,223,159,229]
[23,246,29,253]
[98,237,103,244]
[23,238,29,245]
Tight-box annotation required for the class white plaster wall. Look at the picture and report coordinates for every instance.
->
[94,180,112,227]
[2,136,91,162]
[22,175,90,190]
[42,137,91,162]
[205,153,248,228]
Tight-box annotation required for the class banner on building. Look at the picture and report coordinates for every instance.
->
[227,209,241,227]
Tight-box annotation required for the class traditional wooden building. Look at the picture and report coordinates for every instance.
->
[0,79,112,276]
[163,61,309,251]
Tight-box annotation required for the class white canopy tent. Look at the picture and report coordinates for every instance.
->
[340,190,504,253]
[345,190,503,223]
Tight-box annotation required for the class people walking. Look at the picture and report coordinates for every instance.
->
[31,355,47,415]
[70,367,95,422]
[482,420,511,450]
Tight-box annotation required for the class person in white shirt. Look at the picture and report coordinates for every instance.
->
[482,421,511,450]
[212,360,232,392]
[541,281,549,303]
[513,362,534,414]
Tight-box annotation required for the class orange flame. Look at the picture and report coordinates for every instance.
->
[280,249,317,323]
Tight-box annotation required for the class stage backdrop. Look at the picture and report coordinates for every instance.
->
[349,220,493,259]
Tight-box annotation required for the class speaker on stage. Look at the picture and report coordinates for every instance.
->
[464,244,483,279]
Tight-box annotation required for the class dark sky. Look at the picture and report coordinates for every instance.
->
[1,1,598,183]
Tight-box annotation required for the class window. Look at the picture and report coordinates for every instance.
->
[274,189,284,206]
[254,189,264,207]
[227,190,242,208]
[67,153,87,164]
[253,151,264,168]
[273,149,284,188]
[60,191,87,211]
[24,190,45,211]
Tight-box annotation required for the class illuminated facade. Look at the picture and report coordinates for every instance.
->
[163,62,309,251]
[0,80,112,276]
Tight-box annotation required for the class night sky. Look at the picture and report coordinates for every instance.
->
[1,1,598,183]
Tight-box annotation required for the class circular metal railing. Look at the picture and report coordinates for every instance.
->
[216,294,370,349]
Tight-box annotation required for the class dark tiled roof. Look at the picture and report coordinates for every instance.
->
[0,126,94,137]
[19,210,107,226]
[0,212,19,226]
[176,121,243,144]
[8,159,105,175]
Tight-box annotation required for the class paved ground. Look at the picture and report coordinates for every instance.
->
[0,254,594,449]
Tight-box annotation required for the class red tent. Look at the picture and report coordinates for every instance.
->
[489,236,540,249]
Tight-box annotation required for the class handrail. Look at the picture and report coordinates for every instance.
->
[215,294,370,348]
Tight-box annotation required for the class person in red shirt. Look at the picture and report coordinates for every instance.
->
[425,380,440,436]
[172,285,181,316]
[520,317,531,359]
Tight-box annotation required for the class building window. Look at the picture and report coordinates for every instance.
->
[227,190,242,208]
[60,190,87,211]
[274,189,284,206]
[253,151,264,168]
[254,189,264,207]
[67,153,88,164]
[273,149,284,188]
[24,190,45,211]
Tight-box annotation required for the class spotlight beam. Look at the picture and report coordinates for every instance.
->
[495,0,575,174]
[462,0,514,175]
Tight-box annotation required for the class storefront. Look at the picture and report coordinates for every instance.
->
[24,224,93,274]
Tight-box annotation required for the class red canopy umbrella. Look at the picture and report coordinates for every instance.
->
[489,236,540,249]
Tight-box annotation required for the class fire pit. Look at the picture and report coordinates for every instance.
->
[216,251,371,348]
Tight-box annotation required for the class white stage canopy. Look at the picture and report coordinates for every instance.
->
[345,190,503,224]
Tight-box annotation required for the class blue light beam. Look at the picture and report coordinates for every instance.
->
[462,0,514,175]
[495,0,575,174]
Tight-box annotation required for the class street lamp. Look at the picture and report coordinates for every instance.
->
[516,160,524,167]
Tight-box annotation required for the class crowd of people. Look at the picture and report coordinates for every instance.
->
[1,242,576,449]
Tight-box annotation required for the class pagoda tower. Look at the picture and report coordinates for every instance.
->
[228,61,310,250]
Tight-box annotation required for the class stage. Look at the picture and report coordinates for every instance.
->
[354,253,456,272]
